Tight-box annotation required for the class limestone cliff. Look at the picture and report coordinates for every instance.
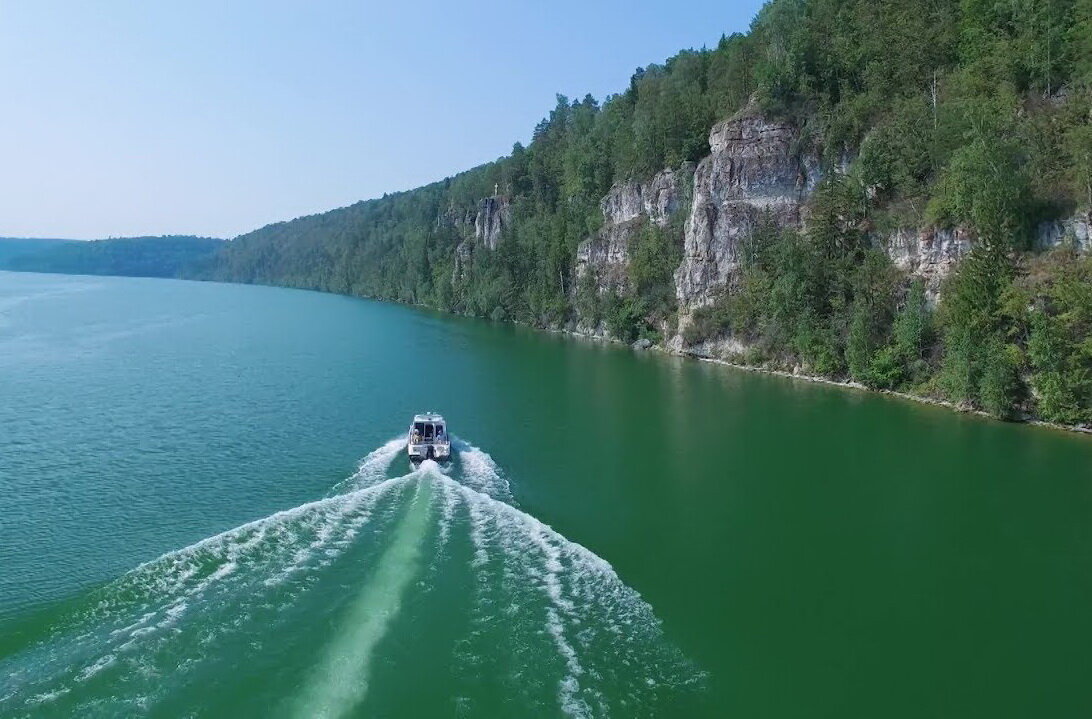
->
[462,112,1085,356]
[881,227,973,306]
[1036,212,1091,253]
[475,196,510,251]
[674,115,820,322]
[573,166,691,312]
[451,196,511,284]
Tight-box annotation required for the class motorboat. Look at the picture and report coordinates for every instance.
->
[407,412,450,462]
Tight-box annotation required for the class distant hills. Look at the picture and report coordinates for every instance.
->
[0,235,225,278]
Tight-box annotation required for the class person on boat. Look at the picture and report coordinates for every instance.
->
[412,428,421,444]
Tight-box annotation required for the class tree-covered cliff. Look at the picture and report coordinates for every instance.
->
[202,0,1091,425]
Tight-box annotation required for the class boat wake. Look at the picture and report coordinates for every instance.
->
[0,436,700,717]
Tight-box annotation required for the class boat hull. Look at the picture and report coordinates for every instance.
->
[407,442,450,462]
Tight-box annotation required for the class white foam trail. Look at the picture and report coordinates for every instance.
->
[4,465,418,711]
[454,439,511,501]
[465,487,491,568]
[75,654,116,682]
[104,472,411,614]
[267,473,407,586]
[450,478,593,716]
[331,437,405,493]
[294,472,435,719]
[434,470,460,549]
[444,474,691,716]
[528,523,588,717]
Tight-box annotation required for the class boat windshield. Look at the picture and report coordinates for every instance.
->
[412,420,446,442]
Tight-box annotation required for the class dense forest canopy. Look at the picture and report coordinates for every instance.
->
[0,238,77,266]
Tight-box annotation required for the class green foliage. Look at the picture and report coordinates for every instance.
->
[846,299,877,382]
[979,339,1024,419]
[938,244,1021,415]
[856,96,934,200]
[682,293,734,346]
[889,280,934,386]
[927,107,1033,248]
[1064,119,1092,211]
[605,295,645,344]
[867,346,905,390]
[628,221,682,318]
[1010,248,1092,424]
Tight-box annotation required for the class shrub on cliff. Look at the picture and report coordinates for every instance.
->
[1007,248,1092,425]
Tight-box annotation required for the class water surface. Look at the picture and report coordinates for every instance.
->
[1,271,1090,717]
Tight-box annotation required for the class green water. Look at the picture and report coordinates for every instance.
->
[1,271,1090,718]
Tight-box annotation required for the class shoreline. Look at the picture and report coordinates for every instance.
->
[686,352,1091,437]
[542,322,1091,437]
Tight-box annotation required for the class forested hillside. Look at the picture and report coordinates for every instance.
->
[202,0,1089,425]
[2,236,225,278]
[0,238,77,266]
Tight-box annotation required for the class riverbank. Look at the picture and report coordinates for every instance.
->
[539,319,1091,437]
[685,352,1092,437]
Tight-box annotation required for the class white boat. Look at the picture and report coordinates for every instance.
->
[407,412,450,462]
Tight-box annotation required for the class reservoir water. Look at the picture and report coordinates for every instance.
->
[1,270,1090,717]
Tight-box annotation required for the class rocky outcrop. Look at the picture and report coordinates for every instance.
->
[1036,212,1091,253]
[882,227,973,305]
[450,196,511,283]
[877,212,1089,306]
[474,196,510,250]
[452,239,473,285]
[574,166,691,299]
[568,110,1082,354]
[598,166,689,228]
[674,115,820,317]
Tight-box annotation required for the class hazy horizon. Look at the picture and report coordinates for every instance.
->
[0,1,764,241]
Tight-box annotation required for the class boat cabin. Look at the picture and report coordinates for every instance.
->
[407,412,450,461]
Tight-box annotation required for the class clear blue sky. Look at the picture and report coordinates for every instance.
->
[0,1,766,240]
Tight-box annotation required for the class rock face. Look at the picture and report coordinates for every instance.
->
[560,109,1081,353]
[1036,212,1091,253]
[474,196,510,250]
[882,227,973,305]
[574,166,691,299]
[452,239,473,285]
[451,196,511,283]
[598,167,687,228]
[674,115,820,316]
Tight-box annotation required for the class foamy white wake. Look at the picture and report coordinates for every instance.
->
[2,466,418,714]
[452,437,512,502]
[433,474,694,717]
[294,474,435,719]
[1,436,698,718]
